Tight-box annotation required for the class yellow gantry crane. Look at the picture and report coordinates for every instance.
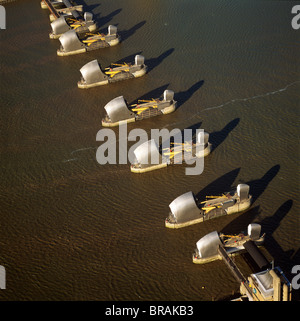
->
[104,62,130,77]
[130,99,158,115]
[82,33,106,46]
[68,18,84,30]
[162,142,193,159]
[200,194,228,213]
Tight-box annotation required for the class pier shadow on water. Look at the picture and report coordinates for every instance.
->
[195,168,241,201]
[260,199,300,300]
[81,0,101,13]
[259,201,296,265]
[96,9,122,28]
[213,165,281,236]
[131,84,170,104]
[245,164,280,204]
[209,118,240,153]
[221,205,261,235]
[115,52,143,65]
[146,48,175,73]
[119,21,146,42]
[175,80,205,110]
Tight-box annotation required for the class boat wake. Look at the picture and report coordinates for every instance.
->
[163,80,300,129]
[62,80,299,163]
[203,80,300,112]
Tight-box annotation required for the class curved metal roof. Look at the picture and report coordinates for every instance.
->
[59,30,84,52]
[108,25,117,35]
[51,16,70,35]
[135,55,145,66]
[237,184,250,201]
[104,96,134,123]
[196,231,221,258]
[84,12,93,22]
[169,191,201,224]
[163,89,174,101]
[133,139,160,167]
[80,60,106,85]
[247,223,261,241]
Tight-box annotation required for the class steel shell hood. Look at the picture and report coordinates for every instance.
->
[135,55,145,66]
[196,231,222,258]
[59,30,84,52]
[133,139,160,167]
[104,96,134,123]
[163,89,174,101]
[80,60,106,85]
[169,191,201,224]
[247,223,261,241]
[51,16,70,35]
[237,184,250,201]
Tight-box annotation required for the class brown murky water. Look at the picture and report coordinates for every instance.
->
[0,0,299,300]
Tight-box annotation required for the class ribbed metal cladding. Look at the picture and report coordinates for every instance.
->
[243,240,269,270]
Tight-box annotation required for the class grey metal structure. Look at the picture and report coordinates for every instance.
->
[132,139,163,169]
[59,29,85,52]
[247,223,262,240]
[169,192,201,224]
[195,231,222,259]
[78,55,148,88]
[165,183,252,228]
[237,184,250,202]
[193,223,265,263]
[102,89,177,127]
[57,26,120,56]
[80,60,103,85]
[50,12,97,39]
[104,96,135,124]
[41,0,84,22]
[131,128,211,173]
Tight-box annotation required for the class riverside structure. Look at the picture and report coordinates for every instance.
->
[165,184,252,228]
[78,55,147,88]
[102,90,177,127]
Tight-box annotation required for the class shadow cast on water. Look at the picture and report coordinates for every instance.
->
[195,168,241,201]
[175,80,205,110]
[209,118,240,153]
[221,205,261,236]
[114,51,143,65]
[131,84,170,104]
[81,1,101,13]
[213,165,281,232]
[259,200,294,264]
[95,8,122,28]
[119,21,146,42]
[146,48,175,73]
[259,199,300,300]
[245,164,280,204]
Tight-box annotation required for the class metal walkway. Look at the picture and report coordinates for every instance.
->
[218,245,256,300]
[42,0,82,20]
[42,0,60,19]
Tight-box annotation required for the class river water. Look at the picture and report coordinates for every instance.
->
[0,0,299,300]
